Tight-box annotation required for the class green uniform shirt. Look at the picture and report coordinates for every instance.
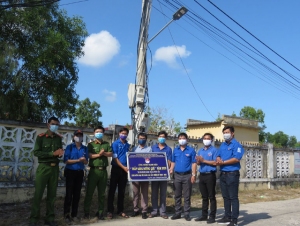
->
[88,140,112,167]
[33,130,63,163]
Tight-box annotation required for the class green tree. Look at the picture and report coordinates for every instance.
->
[272,131,289,147]
[288,136,297,148]
[73,98,102,128]
[147,106,182,136]
[0,3,88,121]
[239,106,266,142]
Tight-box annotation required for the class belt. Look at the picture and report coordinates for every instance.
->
[221,170,239,174]
[40,162,57,166]
[200,171,216,175]
[175,171,191,175]
[90,166,107,170]
[65,168,83,172]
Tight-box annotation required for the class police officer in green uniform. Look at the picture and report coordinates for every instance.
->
[29,116,64,226]
[83,126,112,220]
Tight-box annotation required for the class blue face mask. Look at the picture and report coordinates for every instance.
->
[158,137,166,144]
[138,139,146,145]
[95,132,103,139]
[49,125,59,133]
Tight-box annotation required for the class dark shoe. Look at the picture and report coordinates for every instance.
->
[44,221,57,226]
[227,219,238,226]
[83,213,90,220]
[184,215,191,221]
[171,213,181,220]
[195,215,207,221]
[207,217,216,224]
[131,211,140,217]
[142,212,148,219]
[29,223,37,226]
[217,216,231,224]
[96,212,105,220]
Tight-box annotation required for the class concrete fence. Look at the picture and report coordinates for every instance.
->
[1,119,300,203]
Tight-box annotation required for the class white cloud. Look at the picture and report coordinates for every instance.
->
[78,31,120,67]
[103,89,116,102]
[154,45,191,68]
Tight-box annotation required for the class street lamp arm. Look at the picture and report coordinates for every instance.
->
[147,19,174,44]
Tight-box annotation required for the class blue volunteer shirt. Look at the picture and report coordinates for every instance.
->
[64,143,88,171]
[197,145,218,173]
[151,143,172,161]
[218,138,244,172]
[111,139,130,167]
[172,145,196,173]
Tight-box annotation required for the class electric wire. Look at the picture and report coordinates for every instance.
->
[157,1,216,120]
[207,0,300,73]
[155,0,300,98]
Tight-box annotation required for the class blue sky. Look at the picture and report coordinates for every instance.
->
[61,0,300,140]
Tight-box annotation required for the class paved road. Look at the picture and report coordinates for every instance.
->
[83,198,300,226]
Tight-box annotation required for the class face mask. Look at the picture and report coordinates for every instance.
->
[138,139,146,145]
[120,134,127,140]
[74,136,83,143]
[178,139,187,146]
[49,125,59,133]
[223,133,232,141]
[95,132,103,139]
[158,137,166,144]
[203,139,212,146]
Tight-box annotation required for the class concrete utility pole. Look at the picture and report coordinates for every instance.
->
[128,0,152,146]
[127,1,188,146]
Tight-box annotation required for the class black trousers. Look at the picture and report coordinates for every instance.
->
[199,173,217,218]
[174,173,192,216]
[107,165,128,213]
[64,168,84,217]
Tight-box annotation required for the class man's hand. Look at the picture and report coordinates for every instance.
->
[216,157,222,165]
[191,175,196,183]
[123,167,129,173]
[79,157,86,162]
[53,148,64,157]
[98,149,105,157]
[197,156,204,163]
[169,168,173,174]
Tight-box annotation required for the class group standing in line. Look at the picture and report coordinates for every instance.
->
[29,116,244,226]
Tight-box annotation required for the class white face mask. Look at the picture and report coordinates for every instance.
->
[74,136,83,143]
[203,139,212,146]
[223,133,232,141]
[178,139,187,146]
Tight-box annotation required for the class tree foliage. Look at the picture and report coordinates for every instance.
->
[265,131,298,148]
[147,106,182,136]
[0,3,88,122]
[64,98,102,128]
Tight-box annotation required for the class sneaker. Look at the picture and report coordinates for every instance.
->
[131,211,140,217]
[194,215,207,221]
[171,213,181,220]
[184,215,191,221]
[207,217,216,224]
[96,212,105,220]
[217,216,231,224]
[227,219,238,226]
[142,212,148,219]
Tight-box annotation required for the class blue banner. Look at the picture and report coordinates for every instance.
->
[127,152,170,181]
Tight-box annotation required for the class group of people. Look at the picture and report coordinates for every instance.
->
[29,116,244,226]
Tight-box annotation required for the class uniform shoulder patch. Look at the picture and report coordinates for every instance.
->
[38,133,45,137]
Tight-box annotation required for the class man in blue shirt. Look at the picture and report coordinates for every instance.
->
[216,126,244,226]
[63,130,89,223]
[107,127,130,219]
[195,133,218,224]
[131,132,152,219]
[149,131,172,219]
[169,132,197,221]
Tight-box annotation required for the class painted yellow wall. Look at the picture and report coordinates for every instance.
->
[187,123,259,143]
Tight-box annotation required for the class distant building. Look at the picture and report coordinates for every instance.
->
[186,115,260,144]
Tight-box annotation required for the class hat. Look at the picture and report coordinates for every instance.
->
[74,130,83,135]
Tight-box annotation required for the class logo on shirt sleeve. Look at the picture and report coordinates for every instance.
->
[237,148,241,153]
